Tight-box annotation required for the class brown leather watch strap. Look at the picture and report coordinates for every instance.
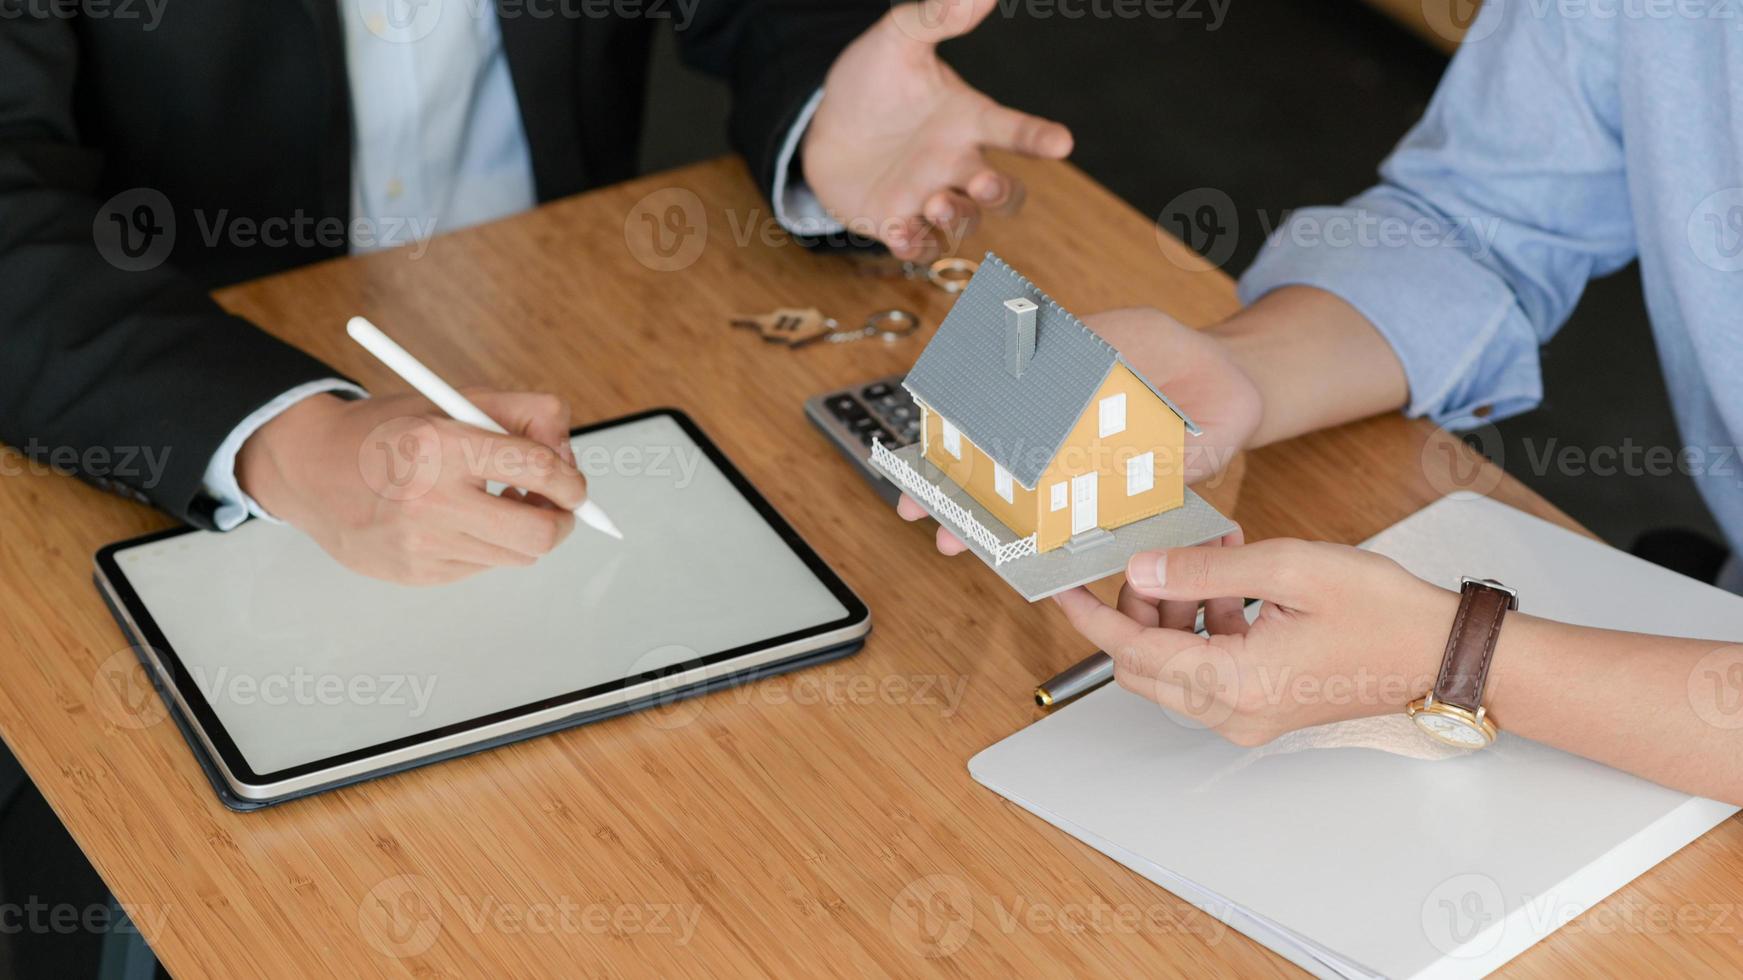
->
[1432,579,1517,712]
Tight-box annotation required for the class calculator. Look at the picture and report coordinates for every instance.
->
[804,374,921,504]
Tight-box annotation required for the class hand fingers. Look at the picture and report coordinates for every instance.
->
[1055,588,1211,694]
[975,101,1074,159]
[922,189,982,246]
[935,525,968,555]
[1124,537,1318,610]
[453,532,540,568]
[445,423,589,512]
[1202,596,1252,637]
[888,0,996,45]
[1116,582,1161,629]
[897,494,929,521]
[450,490,578,559]
[883,214,935,262]
[966,169,1026,218]
[467,389,576,466]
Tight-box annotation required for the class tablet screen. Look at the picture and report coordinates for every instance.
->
[107,412,853,776]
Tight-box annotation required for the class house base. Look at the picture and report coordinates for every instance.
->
[875,442,1238,602]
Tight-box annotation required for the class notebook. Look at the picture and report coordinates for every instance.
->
[969,494,1743,978]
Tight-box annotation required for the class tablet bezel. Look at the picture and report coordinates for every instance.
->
[94,408,870,801]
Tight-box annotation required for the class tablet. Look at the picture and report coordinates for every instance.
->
[95,409,869,808]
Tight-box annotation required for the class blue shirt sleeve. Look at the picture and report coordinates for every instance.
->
[1237,3,1637,430]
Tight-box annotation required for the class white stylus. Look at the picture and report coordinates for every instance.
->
[346,316,623,541]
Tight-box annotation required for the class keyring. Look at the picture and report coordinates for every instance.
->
[927,257,978,294]
[866,309,921,341]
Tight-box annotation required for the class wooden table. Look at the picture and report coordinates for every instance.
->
[2,156,1738,977]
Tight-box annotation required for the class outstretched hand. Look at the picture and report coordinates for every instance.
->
[804,0,1074,260]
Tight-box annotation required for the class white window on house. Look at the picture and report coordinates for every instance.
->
[1050,482,1068,512]
[942,418,962,459]
[1099,393,1127,438]
[994,463,1014,503]
[1127,451,1155,496]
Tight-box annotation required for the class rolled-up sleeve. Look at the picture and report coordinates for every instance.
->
[1237,2,1636,431]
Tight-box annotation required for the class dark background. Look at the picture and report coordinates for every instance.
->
[642,0,1720,551]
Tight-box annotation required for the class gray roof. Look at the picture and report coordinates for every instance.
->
[902,252,1199,490]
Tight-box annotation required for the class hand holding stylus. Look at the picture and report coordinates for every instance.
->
[234,319,605,586]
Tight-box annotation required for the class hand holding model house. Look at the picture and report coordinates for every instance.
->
[877,254,1254,600]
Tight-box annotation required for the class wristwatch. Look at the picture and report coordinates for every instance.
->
[1407,577,1517,749]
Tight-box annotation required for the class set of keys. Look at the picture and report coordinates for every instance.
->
[730,308,920,348]
[728,256,978,350]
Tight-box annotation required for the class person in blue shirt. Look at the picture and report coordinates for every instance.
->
[904,4,1743,802]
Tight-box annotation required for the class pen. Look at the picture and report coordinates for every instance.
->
[346,316,623,541]
[1034,601,1257,707]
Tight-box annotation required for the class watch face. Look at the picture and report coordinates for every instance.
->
[1413,710,1490,748]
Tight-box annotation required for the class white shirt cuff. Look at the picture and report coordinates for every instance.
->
[200,379,368,530]
[772,88,848,238]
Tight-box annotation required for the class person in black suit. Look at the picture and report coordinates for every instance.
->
[0,0,1071,583]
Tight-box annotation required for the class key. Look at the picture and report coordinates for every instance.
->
[730,308,836,347]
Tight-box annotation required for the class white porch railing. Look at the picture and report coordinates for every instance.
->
[871,440,1037,566]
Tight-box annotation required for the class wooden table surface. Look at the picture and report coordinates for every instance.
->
[2,155,1739,977]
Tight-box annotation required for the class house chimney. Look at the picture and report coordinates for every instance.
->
[1003,297,1037,378]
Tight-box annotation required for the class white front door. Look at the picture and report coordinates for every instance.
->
[1070,473,1098,535]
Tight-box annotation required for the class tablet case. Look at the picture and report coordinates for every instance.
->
[98,574,864,811]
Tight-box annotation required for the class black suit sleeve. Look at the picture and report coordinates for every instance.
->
[672,0,886,204]
[0,11,342,528]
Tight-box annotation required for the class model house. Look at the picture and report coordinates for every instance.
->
[896,254,1200,555]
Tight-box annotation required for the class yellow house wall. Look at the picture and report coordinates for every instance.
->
[1033,366,1185,552]
[919,405,1040,538]
[918,365,1185,552]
